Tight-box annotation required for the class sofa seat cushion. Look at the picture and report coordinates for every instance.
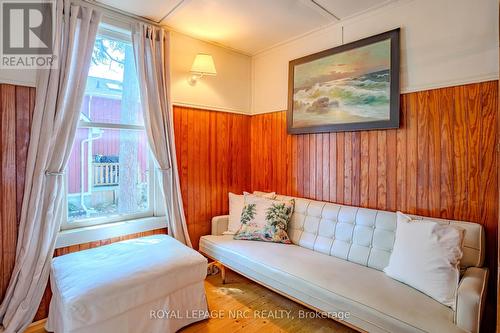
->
[200,235,465,333]
[50,235,207,331]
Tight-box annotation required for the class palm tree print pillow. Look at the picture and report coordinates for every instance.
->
[234,196,294,244]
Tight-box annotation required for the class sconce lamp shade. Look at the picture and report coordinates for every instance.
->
[190,53,217,76]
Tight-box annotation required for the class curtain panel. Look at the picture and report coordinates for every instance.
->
[132,24,192,247]
[0,1,102,332]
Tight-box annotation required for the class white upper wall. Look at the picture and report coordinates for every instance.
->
[251,0,499,114]
[170,32,251,113]
[0,69,37,87]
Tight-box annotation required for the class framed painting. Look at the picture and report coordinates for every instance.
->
[287,28,400,134]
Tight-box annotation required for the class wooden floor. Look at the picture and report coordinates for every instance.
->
[27,269,354,333]
[181,269,355,333]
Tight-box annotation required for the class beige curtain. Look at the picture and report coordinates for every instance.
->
[0,1,101,332]
[132,24,192,247]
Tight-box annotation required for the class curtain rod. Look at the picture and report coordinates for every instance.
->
[78,0,163,27]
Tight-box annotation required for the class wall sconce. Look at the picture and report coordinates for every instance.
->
[188,53,217,86]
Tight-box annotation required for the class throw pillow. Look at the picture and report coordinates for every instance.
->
[234,196,294,243]
[224,193,245,235]
[384,212,464,308]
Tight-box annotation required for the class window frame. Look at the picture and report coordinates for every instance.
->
[60,24,163,231]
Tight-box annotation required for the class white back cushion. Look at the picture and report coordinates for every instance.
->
[278,196,485,271]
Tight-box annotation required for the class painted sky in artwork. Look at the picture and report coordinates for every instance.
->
[294,39,391,90]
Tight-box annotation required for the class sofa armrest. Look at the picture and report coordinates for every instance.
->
[211,215,229,236]
[455,267,488,333]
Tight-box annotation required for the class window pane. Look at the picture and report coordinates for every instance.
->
[67,128,150,222]
[84,35,144,126]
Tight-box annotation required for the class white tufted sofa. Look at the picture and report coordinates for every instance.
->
[199,195,488,333]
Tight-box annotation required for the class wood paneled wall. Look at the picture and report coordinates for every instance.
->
[251,81,498,224]
[0,84,35,304]
[173,106,251,249]
[250,80,499,328]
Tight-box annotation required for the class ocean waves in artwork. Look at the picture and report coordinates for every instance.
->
[292,69,391,127]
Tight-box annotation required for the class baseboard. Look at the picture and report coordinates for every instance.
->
[25,319,46,333]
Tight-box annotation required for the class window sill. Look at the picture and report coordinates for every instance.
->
[55,216,167,249]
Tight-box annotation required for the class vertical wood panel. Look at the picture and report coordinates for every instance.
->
[271,112,278,192]
[396,96,407,213]
[386,130,397,212]
[478,81,499,328]
[291,127,298,196]
[351,132,361,207]
[377,131,387,210]
[297,134,304,196]
[315,133,323,201]
[344,132,352,205]
[359,132,369,207]
[1,84,24,303]
[309,134,316,200]
[428,90,441,217]
[15,86,31,222]
[416,91,430,216]
[368,131,378,208]
[336,132,345,203]
[439,87,454,219]
[406,92,418,214]
[287,113,294,196]
[453,85,468,221]
[329,133,337,203]
[303,135,310,198]
[322,133,330,201]
[466,85,481,222]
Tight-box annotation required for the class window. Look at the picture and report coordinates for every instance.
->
[62,25,159,230]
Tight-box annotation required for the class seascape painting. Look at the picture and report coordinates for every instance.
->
[287,29,399,134]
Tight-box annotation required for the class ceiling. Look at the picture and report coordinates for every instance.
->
[96,0,395,55]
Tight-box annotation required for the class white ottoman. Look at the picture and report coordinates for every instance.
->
[46,235,208,333]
